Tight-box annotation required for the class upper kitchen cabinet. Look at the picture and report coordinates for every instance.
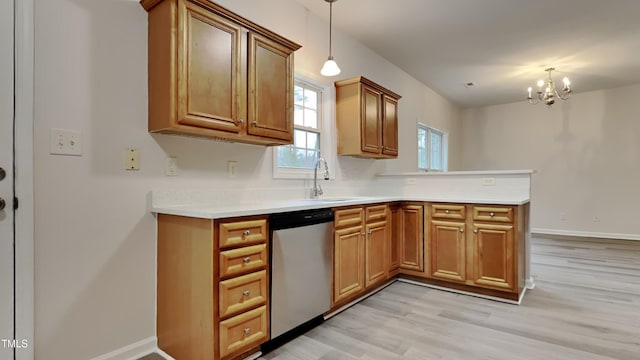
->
[335,76,401,158]
[141,0,301,145]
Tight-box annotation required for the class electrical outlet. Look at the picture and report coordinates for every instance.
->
[50,128,82,156]
[125,148,140,170]
[592,215,600,223]
[228,161,238,177]
[482,177,496,186]
[166,157,178,176]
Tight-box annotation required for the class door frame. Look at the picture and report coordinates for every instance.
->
[14,0,34,359]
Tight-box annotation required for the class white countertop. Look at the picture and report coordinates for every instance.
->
[151,196,530,219]
[376,169,536,177]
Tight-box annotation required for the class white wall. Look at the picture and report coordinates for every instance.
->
[33,0,460,358]
[460,83,640,239]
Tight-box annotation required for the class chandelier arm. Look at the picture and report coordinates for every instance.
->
[555,90,571,100]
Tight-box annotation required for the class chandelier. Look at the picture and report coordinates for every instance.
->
[527,67,571,106]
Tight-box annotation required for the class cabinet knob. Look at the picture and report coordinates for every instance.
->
[238,119,244,124]
[361,232,366,236]
[244,327,251,335]
[251,121,257,126]
[367,230,373,235]
[243,290,250,297]
[243,230,251,236]
[473,229,478,233]
[459,228,464,233]
[445,209,450,214]
[243,257,251,264]
[490,212,495,217]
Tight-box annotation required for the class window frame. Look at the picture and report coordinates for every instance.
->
[417,122,448,172]
[273,76,335,179]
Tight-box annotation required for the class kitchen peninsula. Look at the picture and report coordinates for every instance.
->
[150,170,534,360]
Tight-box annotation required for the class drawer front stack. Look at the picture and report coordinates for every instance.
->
[217,218,269,359]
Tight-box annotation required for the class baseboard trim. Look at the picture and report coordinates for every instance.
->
[532,228,640,241]
[156,348,174,360]
[324,279,396,320]
[89,336,157,360]
[397,278,523,305]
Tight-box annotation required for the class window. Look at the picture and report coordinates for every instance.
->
[418,123,448,171]
[274,78,333,179]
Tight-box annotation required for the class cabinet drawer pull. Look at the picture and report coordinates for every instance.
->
[490,212,495,217]
[243,290,250,297]
[445,209,450,214]
[244,327,251,335]
[243,257,251,264]
[243,230,251,236]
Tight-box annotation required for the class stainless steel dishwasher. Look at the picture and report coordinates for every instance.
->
[264,208,333,351]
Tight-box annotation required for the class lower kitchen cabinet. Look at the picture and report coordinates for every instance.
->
[334,223,365,304]
[429,219,466,282]
[398,204,424,272]
[157,214,269,360]
[333,205,389,307]
[472,222,516,290]
[425,203,523,296]
[365,220,388,287]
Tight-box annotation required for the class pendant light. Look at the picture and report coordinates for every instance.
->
[320,0,341,77]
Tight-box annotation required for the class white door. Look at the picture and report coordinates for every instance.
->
[0,0,16,358]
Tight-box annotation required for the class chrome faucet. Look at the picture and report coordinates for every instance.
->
[311,157,330,199]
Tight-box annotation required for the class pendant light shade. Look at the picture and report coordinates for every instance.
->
[321,0,340,77]
[321,57,341,77]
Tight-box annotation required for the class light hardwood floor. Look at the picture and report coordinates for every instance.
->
[260,235,640,360]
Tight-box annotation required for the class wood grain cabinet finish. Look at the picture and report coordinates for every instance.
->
[156,214,269,360]
[388,205,401,275]
[141,0,301,145]
[471,222,516,291]
[429,220,466,282]
[335,76,401,159]
[398,205,424,272]
[333,205,389,307]
[424,203,523,296]
[365,221,388,287]
[219,305,268,359]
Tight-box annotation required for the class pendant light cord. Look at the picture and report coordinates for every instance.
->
[329,1,333,57]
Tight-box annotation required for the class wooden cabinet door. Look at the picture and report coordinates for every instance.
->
[334,226,365,304]
[360,84,382,154]
[430,220,466,282]
[389,206,401,274]
[247,32,294,142]
[472,223,515,291]
[382,95,398,156]
[400,205,424,272]
[365,221,388,287]
[178,1,243,133]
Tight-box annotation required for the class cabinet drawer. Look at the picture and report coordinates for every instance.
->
[219,305,268,358]
[473,206,513,223]
[219,219,267,249]
[220,244,267,278]
[335,208,364,228]
[219,270,267,318]
[365,205,387,222]
[431,204,466,220]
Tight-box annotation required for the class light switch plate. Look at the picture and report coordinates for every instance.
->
[50,128,82,156]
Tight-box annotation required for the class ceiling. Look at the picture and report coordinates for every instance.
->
[293,0,640,108]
